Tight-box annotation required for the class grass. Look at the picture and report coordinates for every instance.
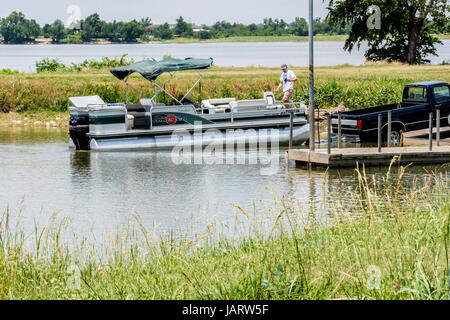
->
[438,34,450,40]
[0,63,449,127]
[0,111,68,128]
[0,165,448,299]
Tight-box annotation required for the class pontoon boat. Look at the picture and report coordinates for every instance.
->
[68,57,309,151]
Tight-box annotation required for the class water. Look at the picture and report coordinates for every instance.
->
[0,127,447,240]
[1,41,449,72]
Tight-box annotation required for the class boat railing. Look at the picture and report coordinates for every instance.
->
[229,100,306,123]
[76,101,306,130]
[79,103,127,111]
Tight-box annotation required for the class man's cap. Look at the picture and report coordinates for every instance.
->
[281,64,287,70]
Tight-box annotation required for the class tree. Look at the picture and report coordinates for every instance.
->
[197,30,212,40]
[154,23,173,39]
[211,21,232,37]
[80,23,95,42]
[138,17,152,41]
[175,16,193,37]
[80,13,103,42]
[48,19,66,43]
[262,18,289,36]
[0,11,41,43]
[326,0,449,64]
[290,17,308,36]
[121,20,144,42]
[84,13,103,35]
[42,24,52,38]
[101,21,123,42]
[139,17,152,29]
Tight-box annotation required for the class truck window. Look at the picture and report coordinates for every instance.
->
[433,85,449,103]
[404,87,427,101]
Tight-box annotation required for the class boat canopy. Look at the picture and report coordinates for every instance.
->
[110,57,213,81]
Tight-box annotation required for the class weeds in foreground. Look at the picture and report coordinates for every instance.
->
[0,166,448,299]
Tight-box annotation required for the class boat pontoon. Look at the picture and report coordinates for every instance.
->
[68,57,310,151]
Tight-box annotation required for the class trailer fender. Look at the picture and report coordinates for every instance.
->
[382,121,405,146]
[381,121,406,133]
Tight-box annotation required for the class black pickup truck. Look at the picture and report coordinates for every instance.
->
[331,81,450,145]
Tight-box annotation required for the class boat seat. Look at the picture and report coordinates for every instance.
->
[264,92,276,105]
[201,98,235,114]
[125,103,149,129]
[201,98,235,108]
[264,92,283,110]
[230,99,267,112]
[237,99,267,107]
[207,98,236,105]
[126,104,146,112]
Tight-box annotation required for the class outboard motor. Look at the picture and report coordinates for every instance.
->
[68,95,118,151]
[69,108,90,150]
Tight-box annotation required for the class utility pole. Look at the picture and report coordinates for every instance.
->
[308,0,315,151]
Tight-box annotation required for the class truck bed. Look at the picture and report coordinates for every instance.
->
[330,81,449,143]
[342,102,425,116]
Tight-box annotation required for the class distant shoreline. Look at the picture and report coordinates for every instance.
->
[0,35,348,45]
[1,34,449,45]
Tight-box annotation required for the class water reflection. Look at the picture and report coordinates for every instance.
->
[0,128,448,240]
[0,127,67,144]
[70,151,91,178]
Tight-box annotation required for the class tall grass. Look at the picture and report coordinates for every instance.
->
[0,166,448,299]
[0,64,449,114]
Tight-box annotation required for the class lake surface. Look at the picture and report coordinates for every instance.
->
[1,41,449,72]
[0,127,447,241]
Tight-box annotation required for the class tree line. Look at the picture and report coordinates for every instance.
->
[0,11,350,44]
[0,1,448,65]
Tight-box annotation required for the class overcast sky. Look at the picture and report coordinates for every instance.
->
[0,0,329,25]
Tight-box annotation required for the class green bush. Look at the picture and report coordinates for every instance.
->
[34,54,134,73]
[0,68,21,75]
[35,58,66,73]
[60,34,83,44]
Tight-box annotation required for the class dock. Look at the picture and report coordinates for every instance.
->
[287,128,450,168]
[287,145,450,167]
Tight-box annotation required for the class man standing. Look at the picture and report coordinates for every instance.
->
[276,64,297,108]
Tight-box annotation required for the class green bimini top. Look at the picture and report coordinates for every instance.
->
[110,57,213,81]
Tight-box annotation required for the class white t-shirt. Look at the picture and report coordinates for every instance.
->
[280,70,296,92]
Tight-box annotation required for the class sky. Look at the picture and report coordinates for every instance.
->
[0,0,329,25]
